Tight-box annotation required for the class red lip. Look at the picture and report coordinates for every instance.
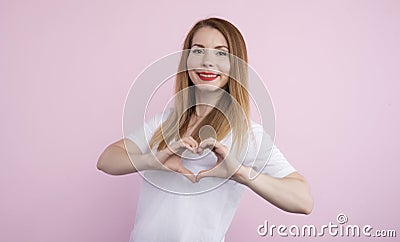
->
[197,72,220,81]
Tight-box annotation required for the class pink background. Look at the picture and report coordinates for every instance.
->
[1,0,399,241]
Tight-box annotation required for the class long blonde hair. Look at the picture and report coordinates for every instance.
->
[150,17,250,153]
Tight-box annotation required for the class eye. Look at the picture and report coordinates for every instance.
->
[216,50,228,56]
[191,48,204,54]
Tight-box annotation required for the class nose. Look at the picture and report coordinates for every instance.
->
[201,50,214,68]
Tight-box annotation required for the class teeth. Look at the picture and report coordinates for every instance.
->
[199,74,217,78]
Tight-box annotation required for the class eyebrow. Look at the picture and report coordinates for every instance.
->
[191,43,229,50]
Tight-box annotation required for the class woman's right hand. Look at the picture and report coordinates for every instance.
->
[152,136,200,183]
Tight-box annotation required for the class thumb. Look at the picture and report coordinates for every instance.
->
[178,166,197,183]
[196,169,215,182]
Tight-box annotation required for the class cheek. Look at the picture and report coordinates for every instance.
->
[220,75,229,87]
[186,54,202,70]
[216,60,230,76]
[188,70,197,83]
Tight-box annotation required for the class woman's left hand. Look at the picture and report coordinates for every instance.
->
[196,138,242,182]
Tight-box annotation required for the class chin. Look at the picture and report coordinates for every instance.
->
[194,83,223,92]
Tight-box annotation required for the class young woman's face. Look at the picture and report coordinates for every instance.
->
[187,27,230,90]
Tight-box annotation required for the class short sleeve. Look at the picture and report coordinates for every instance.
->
[242,121,296,178]
[262,145,297,178]
[125,109,172,154]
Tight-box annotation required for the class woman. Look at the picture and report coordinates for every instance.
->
[97,17,313,242]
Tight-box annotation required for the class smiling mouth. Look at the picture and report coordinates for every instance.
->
[196,72,220,81]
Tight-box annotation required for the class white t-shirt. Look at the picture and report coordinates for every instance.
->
[126,109,296,242]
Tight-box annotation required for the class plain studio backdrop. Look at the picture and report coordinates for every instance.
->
[1,1,399,241]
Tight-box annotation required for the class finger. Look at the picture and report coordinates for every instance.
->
[199,138,216,150]
[202,139,229,159]
[197,147,204,155]
[170,141,195,155]
[196,168,216,182]
[179,137,198,154]
[182,136,198,148]
[186,136,199,148]
[177,165,197,183]
[182,143,197,153]
[186,136,199,153]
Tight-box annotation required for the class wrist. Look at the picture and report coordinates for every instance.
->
[232,166,251,185]
[145,152,164,170]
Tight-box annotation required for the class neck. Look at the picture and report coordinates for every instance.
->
[194,87,224,117]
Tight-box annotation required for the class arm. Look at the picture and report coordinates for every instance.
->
[97,138,157,175]
[196,138,313,215]
[233,169,313,214]
[97,137,199,182]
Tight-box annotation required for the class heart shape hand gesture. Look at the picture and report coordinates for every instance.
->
[154,136,241,183]
[196,137,242,182]
[154,136,200,182]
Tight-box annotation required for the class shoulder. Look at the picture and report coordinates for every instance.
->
[248,120,275,155]
[144,108,174,130]
[249,120,264,133]
[233,120,273,161]
[248,120,273,144]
